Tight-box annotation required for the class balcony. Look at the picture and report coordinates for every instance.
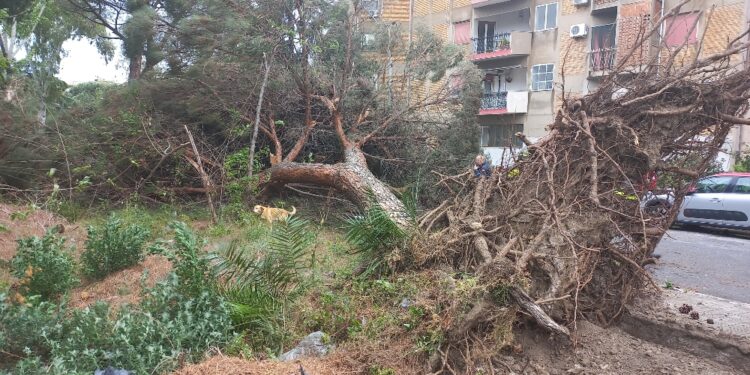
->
[589,47,617,75]
[479,91,528,115]
[471,31,531,61]
[482,92,507,110]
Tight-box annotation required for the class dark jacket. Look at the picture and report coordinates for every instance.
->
[474,161,491,177]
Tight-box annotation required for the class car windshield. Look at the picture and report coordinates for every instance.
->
[695,176,733,193]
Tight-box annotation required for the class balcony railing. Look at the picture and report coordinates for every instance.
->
[589,47,617,71]
[472,33,511,55]
[481,92,508,110]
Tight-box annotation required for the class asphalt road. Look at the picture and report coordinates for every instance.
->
[650,228,750,303]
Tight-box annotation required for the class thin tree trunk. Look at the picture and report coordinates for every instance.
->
[1,17,17,103]
[184,125,218,223]
[248,53,272,179]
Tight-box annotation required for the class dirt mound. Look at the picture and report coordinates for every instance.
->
[69,255,173,309]
[0,203,172,308]
[174,320,741,375]
[0,203,86,261]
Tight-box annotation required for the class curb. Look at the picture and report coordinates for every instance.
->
[622,290,750,372]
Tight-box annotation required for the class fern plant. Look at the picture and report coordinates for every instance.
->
[208,217,313,351]
[345,201,407,277]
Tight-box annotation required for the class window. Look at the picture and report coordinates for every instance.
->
[732,177,750,193]
[535,3,558,31]
[480,124,524,148]
[361,0,380,15]
[453,21,471,45]
[362,33,375,48]
[664,12,699,47]
[531,64,554,91]
[695,176,733,193]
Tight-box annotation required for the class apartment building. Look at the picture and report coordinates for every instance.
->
[364,0,748,166]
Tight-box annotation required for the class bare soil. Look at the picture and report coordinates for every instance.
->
[0,203,86,261]
[173,320,740,374]
[512,320,739,375]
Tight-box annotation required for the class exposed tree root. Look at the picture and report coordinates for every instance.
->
[415,19,750,373]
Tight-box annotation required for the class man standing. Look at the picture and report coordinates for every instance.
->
[473,155,491,177]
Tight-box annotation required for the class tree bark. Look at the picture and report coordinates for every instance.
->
[248,53,272,179]
[262,146,409,225]
[129,54,143,81]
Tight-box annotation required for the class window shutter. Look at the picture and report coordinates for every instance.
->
[664,13,699,47]
[453,21,471,45]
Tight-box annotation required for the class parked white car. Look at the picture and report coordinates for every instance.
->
[675,173,750,229]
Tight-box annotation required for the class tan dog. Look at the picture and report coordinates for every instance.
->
[253,205,296,224]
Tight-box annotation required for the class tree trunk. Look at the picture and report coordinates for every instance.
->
[129,54,143,81]
[262,146,409,225]
[248,53,272,179]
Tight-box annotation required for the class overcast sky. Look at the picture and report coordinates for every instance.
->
[58,38,127,84]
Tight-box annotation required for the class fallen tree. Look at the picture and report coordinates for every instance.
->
[414,7,750,372]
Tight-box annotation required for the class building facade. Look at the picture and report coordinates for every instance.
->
[367,0,748,166]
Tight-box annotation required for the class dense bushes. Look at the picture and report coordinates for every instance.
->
[81,215,150,279]
[1,222,233,375]
[1,276,232,374]
[10,231,78,300]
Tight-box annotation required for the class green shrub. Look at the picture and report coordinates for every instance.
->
[0,275,233,374]
[10,231,78,300]
[153,221,213,297]
[0,295,64,358]
[81,215,150,279]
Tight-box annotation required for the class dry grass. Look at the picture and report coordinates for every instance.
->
[173,354,350,375]
[0,203,86,261]
[69,254,173,309]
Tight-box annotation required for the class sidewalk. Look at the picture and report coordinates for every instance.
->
[623,288,750,372]
[662,288,750,338]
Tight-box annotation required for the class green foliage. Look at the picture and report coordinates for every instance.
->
[10,231,78,300]
[209,217,313,351]
[369,366,397,375]
[345,201,407,277]
[81,215,150,279]
[734,153,750,172]
[301,289,360,341]
[490,284,511,306]
[415,329,443,355]
[0,275,232,374]
[152,221,212,297]
[0,295,63,359]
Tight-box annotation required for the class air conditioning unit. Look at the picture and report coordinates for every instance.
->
[570,24,588,38]
[572,0,589,6]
